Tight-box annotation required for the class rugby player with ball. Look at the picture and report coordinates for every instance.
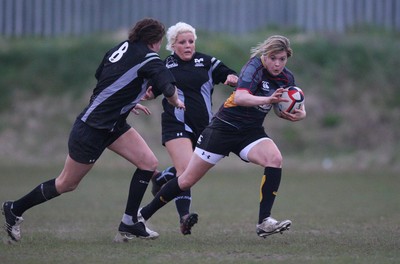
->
[139,35,306,238]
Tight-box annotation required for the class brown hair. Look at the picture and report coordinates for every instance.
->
[128,18,166,45]
[250,35,293,58]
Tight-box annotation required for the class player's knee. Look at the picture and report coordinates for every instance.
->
[177,175,194,190]
[149,158,158,171]
[263,152,283,168]
[270,152,283,167]
[55,178,79,193]
[139,155,158,171]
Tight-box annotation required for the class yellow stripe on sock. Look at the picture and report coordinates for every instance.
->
[260,175,266,202]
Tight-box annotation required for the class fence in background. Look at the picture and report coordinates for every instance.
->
[1,0,400,37]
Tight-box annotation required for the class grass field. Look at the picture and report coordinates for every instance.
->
[0,164,399,264]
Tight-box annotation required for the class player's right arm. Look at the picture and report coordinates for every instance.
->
[140,57,185,109]
[163,83,185,110]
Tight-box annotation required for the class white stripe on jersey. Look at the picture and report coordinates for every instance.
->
[211,57,221,71]
[81,55,159,122]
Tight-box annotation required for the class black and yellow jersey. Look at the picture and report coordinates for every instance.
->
[215,56,295,129]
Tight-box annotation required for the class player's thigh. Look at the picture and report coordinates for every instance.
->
[165,137,193,175]
[108,128,157,170]
[247,139,282,168]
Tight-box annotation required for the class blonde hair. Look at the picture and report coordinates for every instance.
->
[166,22,197,53]
[250,35,293,58]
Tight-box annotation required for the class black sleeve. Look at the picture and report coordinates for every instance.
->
[149,81,164,98]
[140,58,176,97]
[212,60,237,84]
[162,83,175,97]
[147,79,162,98]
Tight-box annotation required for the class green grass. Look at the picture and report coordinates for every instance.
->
[0,164,399,263]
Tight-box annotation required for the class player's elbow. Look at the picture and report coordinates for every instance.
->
[162,83,176,98]
[233,89,251,106]
[233,92,246,105]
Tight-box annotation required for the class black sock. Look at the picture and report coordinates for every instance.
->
[154,166,177,186]
[12,179,60,216]
[141,177,183,220]
[259,167,282,224]
[124,169,154,222]
[175,189,191,219]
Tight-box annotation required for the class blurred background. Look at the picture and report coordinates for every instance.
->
[0,0,399,171]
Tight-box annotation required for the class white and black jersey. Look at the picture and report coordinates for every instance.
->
[78,40,175,131]
[158,52,236,143]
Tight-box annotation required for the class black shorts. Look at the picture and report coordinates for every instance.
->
[196,118,269,158]
[68,118,131,164]
[162,130,197,148]
[161,112,198,146]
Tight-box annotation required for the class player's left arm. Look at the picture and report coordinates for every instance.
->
[211,57,238,87]
[235,88,287,106]
[224,74,238,87]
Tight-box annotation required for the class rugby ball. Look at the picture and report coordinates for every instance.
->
[277,86,304,113]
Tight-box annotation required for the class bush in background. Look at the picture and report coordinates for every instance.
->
[0,29,399,169]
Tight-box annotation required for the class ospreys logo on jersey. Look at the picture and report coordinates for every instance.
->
[166,57,178,68]
[194,58,204,67]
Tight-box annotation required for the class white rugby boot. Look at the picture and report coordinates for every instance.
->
[256,216,291,238]
[137,208,159,239]
[2,201,24,242]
